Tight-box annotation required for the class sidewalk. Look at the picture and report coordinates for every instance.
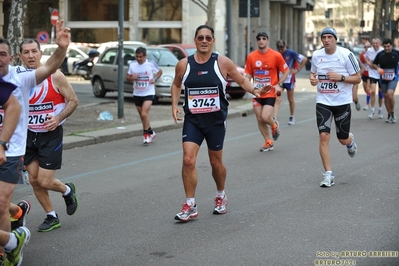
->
[64,72,392,150]
[63,101,254,150]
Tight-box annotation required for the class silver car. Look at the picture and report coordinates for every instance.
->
[40,44,89,74]
[91,46,181,103]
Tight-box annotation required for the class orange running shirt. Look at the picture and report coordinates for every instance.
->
[245,49,288,98]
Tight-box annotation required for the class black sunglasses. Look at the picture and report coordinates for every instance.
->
[197,35,213,42]
[257,37,267,41]
[277,45,285,49]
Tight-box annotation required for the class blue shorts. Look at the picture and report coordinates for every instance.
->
[0,156,24,184]
[379,80,397,93]
[282,83,295,90]
[182,118,226,151]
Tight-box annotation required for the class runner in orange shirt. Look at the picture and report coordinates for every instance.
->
[245,31,289,152]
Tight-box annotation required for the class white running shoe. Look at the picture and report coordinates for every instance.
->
[175,204,198,222]
[363,105,369,111]
[378,110,383,119]
[288,116,296,125]
[347,133,357,158]
[213,195,228,214]
[368,111,374,119]
[320,172,335,187]
[143,133,149,145]
[148,131,156,143]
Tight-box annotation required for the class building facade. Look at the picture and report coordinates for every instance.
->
[0,0,314,66]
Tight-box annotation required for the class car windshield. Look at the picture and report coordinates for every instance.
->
[147,49,178,67]
[184,48,197,56]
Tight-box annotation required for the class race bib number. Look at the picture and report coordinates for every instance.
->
[133,75,150,90]
[382,68,395,81]
[187,87,220,114]
[317,74,338,93]
[28,102,54,130]
[253,77,271,90]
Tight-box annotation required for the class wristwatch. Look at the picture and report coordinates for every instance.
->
[340,75,345,82]
[278,82,284,87]
[0,140,9,151]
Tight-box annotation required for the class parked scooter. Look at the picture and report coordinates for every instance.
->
[72,49,100,80]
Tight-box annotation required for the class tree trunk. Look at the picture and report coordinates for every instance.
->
[207,0,217,30]
[7,0,29,66]
[372,0,383,39]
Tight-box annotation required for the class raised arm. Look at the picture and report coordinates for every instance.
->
[35,20,71,85]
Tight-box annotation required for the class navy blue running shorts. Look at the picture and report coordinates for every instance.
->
[0,156,24,184]
[182,118,226,151]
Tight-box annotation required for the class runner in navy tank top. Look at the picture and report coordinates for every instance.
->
[171,25,270,222]
[182,53,228,128]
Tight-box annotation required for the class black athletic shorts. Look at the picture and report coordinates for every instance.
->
[24,126,63,170]
[133,95,154,107]
[254,97,276,107]
[316,103,351,140]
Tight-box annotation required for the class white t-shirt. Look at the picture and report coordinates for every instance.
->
[311,46,360,106]
[2,66,36,156]
[365,46,383,79]
[127,59,160,97]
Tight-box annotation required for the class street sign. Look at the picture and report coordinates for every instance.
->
[36,31,50,44]
[51,9,59,26]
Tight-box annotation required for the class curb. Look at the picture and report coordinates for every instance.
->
[63,103,254,150]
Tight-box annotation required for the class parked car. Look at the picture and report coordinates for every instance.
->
[93,41,148,64]
[40,44,89,74]
[91,46,183,103]
[157,43,247,99]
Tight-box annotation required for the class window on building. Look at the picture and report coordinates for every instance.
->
[140,28,182,45]
[140,0,182,21]
[68,0,129,21]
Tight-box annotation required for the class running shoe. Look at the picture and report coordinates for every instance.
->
[378,109,383,119]
[174,203,198,222]
[143,133,150,145]
[272,121,280,141]
[391,114,397,123]
[320,172,335,187]
[4,226,31,266]
[363,104,369,111]
[148,131,156,143]
[38,214,61,232]
[21,170,29,185]
[288,116,296,125]
[386,113,392,123]
[213,195,228,214]
[63,182,78,215]
[347,133,357,158]
[355,102,361,111]
[11,200,31,231]
[260,140,274,152]
[368,110,374,119]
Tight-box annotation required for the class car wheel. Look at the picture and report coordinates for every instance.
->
[229,92,246,99]
[92,77,107,98]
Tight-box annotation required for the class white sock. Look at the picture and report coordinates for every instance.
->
[63,185,71,196]
[4,233,17,251]
[186,198,195,206]
[216,190,225,198]
[47,211,57,218]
